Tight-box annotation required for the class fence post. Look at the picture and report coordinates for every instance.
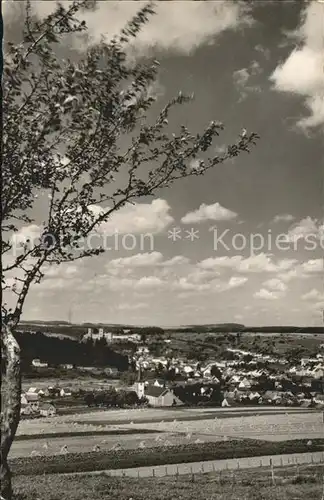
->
[165,466,168,476]
[176,465,179,479]
[190,466,195,483]
[270,459,275,487]
[152,468,155,477]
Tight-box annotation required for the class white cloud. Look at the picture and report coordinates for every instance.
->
[263,278,287,292]
[277,269,300,283]
[254,288,280,300]
[96,199,173,235]
[225,276,248,289]
[270,1,324,130]
[301,259,323,273]
[172,278,211,292]
[302,288,324,302]
[135,276,165,289]
[233,61,262,101]
[287,217,323,242]
[11,224,42,246]
[109,251,163,268]
[14,1,252,56]
[108,253,190,270]
[272,214,295,223]
[199,253,296,274]
[162,256,190,267]
[181,202,238,224]
[116,302,148,311]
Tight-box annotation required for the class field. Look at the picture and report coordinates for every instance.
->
[11,408,324,462]
[13,464,324,500]
[22,377,122,393]
[9,439,324,475]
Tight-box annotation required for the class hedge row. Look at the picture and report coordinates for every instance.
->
[10,439,324,476]
[15,428,160,441]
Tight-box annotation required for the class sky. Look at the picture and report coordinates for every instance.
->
[3,0,324,327]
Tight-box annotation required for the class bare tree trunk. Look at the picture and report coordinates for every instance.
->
[1,323,21,500]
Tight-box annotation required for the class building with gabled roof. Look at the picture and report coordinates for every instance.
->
[145,385,183,407]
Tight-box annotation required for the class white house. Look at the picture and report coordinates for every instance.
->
[39,403,57,417]
[145,386,183,407]
[238,378,252,390]
[153,379,165,388]
[27,387,45,397]
[32,359,48,368]
[60,388,72,397]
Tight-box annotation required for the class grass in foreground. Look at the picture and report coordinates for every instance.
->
[10,439,324,476]
[13,465,324,500]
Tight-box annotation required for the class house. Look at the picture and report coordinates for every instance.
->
[249,391,261,402]
[221,398,231,407]
[21,402,32,416]
[145,385,183,407]
[39,402,57,417]
[313,367,324,379]
[238,378,251,390]
[153,379,165,388]
[22,393,39,411]
[21,393,28,405]
[60,388,72,397]
[32,359,48,368]
[27,387,45,397]
[44,387,60,398]
[314,394,324,405]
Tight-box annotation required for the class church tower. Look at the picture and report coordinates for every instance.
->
[136,363,145,399]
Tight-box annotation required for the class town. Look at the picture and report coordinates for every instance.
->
[19,325,324,417]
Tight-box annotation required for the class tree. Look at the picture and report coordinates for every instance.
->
[1,1,259,497]
[84,392,95,407]
[210,365,222,381]
[120,370,136,386]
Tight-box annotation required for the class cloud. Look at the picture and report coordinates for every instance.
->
[162,256,190,267]
[254,288,280,300]
[301,259,323,273]
[97,198,173,235]
[277,258,322,282]
[262,278,287,292]
[15,1,252,56]
[287,217,323,242]
[199,253,296,274]
[135,276,165,289]
[225,276,248,289]
[302,288,324,302]
[272,214,295,223]
[172,278,211,292]
[181,202,238,224]
[11,224,42,246]
[109,251,163,268]
[116,302,148,311]
[270,1,324,130]
[107,253,190,271]
[233,61,262,101]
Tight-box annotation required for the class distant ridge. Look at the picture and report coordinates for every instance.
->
[19,320,324,334]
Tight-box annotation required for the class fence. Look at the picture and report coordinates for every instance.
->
[102,451,324,479]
